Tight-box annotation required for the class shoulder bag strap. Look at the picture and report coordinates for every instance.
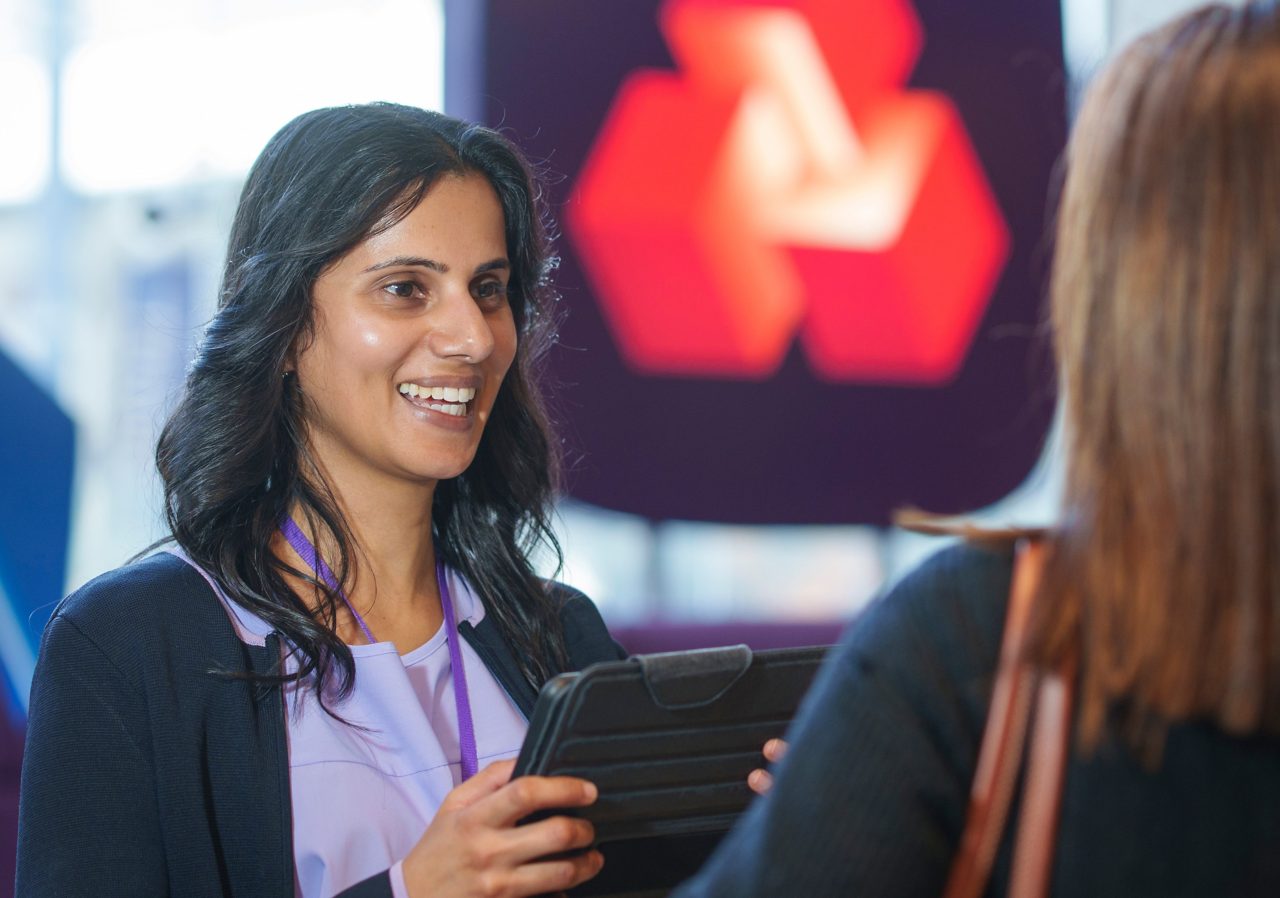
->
[942,539,1072,898]
[1008,583,1077,897]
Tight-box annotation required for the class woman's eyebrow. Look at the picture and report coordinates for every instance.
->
[474,259,510,275]
[363,255,447,274]
[362,256,510,274]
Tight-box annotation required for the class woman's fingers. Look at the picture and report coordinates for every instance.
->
[495,812,597,868]
[748,738,790,794]
[402,771,604,898]
[480,775,599,828]
[438,759,517,813]
[502,849,605,897]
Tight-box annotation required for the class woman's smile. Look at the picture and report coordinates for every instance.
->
[397,379,482,427]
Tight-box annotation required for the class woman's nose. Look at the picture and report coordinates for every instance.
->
[425,288,495,362]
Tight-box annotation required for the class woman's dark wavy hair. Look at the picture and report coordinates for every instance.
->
[156,102,569,702]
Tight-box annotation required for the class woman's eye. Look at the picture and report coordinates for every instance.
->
[473,280,509,304]
[384,281,419,299]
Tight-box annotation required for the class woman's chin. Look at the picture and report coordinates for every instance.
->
[393,455,477,486]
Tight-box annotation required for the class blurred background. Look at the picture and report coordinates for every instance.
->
[0,0,1230,890]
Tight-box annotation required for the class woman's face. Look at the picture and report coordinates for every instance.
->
[293,172,518,489]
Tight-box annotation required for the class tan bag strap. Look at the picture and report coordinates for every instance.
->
[942,539,1074,898]
[1009,641,1075,898]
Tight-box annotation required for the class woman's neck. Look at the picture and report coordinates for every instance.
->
[279,461,446,651]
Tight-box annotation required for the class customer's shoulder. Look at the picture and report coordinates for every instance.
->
[846,540,1015,674]
[891,540,1016,607]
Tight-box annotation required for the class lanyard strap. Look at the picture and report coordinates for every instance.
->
[278,518,479,781]
[436,562,479,781]
[280,518,376,644]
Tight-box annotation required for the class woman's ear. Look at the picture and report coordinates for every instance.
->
[282,341,299,379]
[285,315,317,371]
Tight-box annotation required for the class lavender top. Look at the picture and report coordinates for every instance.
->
[167,549,530,898]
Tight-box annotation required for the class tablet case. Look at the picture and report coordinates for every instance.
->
[514,644,829,897]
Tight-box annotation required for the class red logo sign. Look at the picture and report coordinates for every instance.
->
[568,0,1010,384]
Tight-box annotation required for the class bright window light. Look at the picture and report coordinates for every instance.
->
[61,0,444,194]
[0,54,51,203]
[1061,0,1110,85]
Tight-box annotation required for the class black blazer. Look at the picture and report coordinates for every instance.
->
[16,552,624,897]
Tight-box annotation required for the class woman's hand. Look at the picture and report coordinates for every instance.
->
[401,759,604,898]
[747,738,789,796]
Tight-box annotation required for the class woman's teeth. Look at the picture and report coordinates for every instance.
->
[397,383,476,417]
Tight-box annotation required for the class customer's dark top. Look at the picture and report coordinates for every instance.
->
[674,542,1280,897]
[16,551,624,898]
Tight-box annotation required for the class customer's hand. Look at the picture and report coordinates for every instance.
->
[401,759,604,898]
[747,738,789,795]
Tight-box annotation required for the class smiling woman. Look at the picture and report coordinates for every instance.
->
[298,174,518,501]
[15,104,623,898]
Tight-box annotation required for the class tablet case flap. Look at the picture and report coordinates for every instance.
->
[636,645,753,709]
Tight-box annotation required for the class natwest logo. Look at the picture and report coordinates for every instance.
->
[568,0,1010,384]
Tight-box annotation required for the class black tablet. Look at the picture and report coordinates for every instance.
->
[514,644,829,896]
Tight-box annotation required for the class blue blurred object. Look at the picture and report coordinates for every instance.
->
[0,348,76,722]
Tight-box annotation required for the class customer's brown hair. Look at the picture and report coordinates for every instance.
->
[1032,1,1280,752]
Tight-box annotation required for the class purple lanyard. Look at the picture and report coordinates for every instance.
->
[279,518,479,781]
